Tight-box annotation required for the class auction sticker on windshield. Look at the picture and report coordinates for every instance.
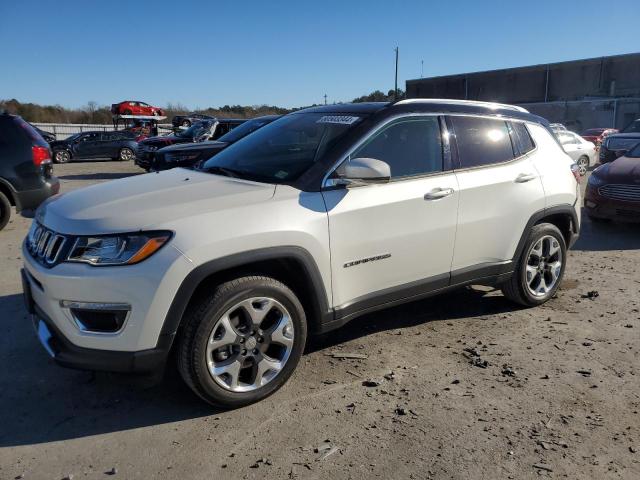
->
[316,115,360,125]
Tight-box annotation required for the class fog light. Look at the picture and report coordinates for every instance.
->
[60,301,130,334]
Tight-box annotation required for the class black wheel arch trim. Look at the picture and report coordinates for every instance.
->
[158,246,332,346]
[512,204,579,262]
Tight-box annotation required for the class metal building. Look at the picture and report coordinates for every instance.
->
[406,52,640,132]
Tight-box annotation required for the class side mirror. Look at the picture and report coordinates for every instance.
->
[334,157,391,185]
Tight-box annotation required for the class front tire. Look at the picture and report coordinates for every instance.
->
[118,147,134,161]
[181,120,191,128]
[53,150,71,164]
[502,223,567,306]
[0,191,11,231]
[177,276,307,408]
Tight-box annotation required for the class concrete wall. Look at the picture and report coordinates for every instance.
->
[405,52,640,130]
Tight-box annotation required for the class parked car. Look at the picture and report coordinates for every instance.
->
[135,118,246,170]
[0,113,59,230]
[21,100,580,408]
[581,128,617,146]
[50,130,139,163]
[585,142,640,222]
[31,125,56,144]
[598,133,640,164]
[171,113,216,129]
[111,101,165,117]
[151,115,280,171]
[556,131,597,175]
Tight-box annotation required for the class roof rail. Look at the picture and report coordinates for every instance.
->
[396,98,529,113]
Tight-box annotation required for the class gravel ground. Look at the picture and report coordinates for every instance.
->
[0,161,639,480]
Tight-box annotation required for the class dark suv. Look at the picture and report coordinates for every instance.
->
[0,113,59,230]
[50,131,139,163]
[599,118,640,164]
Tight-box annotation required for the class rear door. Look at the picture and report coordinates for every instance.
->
[448,116,545,277]
[323,115,459,312]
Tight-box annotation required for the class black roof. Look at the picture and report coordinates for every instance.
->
[296,102,390,115]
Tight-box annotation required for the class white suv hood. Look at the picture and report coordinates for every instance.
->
[37,168,276,235]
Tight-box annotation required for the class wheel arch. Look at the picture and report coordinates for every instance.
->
[0,178,16,206]
[159,246,332,349]
[512,204,579,263]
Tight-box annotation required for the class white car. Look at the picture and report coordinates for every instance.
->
[556,131,596,175]
[22,99,581,407]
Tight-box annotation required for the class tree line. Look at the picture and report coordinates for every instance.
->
[1,89,406,124]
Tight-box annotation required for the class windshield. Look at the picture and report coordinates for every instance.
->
[627,142,640,157]
[177,121,214,139]
[217,118,273,144]
[622,119,640,133]
[200,113,364,183]
[607,137,640,150]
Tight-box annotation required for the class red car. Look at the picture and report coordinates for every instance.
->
[111,100,165,117]
[581,128,618,146]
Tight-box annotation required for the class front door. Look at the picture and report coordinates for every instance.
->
[73,132,101,158]
[322,115,459,313]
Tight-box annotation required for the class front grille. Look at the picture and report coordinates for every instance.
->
[26,223,69,267]
[598,184,640,202]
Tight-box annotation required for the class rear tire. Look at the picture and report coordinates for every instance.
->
[577,156,589,176]
[53,150,71,164]
[177,276,307,408]
[502,223,566,307]
[0,191,11,231]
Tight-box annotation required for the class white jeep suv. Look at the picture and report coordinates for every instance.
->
[22,100,581,407]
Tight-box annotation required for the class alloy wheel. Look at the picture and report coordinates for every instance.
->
[525,235,563,297]
[119,148,133,161]
[577,157,588,176]
[55,150,70,163]
[205,297,295,393]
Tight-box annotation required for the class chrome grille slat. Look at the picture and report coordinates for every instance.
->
[26,223,69,267]
[598,184,640,202]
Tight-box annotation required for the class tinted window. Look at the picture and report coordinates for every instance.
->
[452,116,514,168]
[622,120,640,133]
[511,122,535,155]
[352,117,442,178]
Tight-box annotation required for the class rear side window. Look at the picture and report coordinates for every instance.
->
[511,122,535,155]
[451,116,514,168]
[352,116,443,179]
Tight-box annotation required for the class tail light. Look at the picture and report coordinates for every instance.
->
[570,164,581,183]
[32,146,51,167]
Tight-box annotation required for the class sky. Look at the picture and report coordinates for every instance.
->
[1,0,639,110]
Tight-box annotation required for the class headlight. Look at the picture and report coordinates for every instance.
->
[166,152,201,163]
[67,231,171,266]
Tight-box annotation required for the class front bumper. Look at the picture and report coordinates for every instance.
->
[584,185,640,222]
[21,239,193,373]
[134,150,155,170]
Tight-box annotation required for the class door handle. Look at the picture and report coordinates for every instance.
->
[515,173,538,183]
[424,187,454,200]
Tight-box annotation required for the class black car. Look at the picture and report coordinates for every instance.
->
[171,113,216,129]
[599,133,640,164]
[0,113,59,230]
[31,125,56,144]
[50,130,139,163]
[151,115,280,171]
[135,118,246,170]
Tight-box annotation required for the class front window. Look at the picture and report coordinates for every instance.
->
[200,113,365,183]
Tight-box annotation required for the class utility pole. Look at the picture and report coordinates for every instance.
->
[421,59,424,78]
[394,47,399,100]
[323,94,327,105]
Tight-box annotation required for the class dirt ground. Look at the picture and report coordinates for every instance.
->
[0,160,638,480]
